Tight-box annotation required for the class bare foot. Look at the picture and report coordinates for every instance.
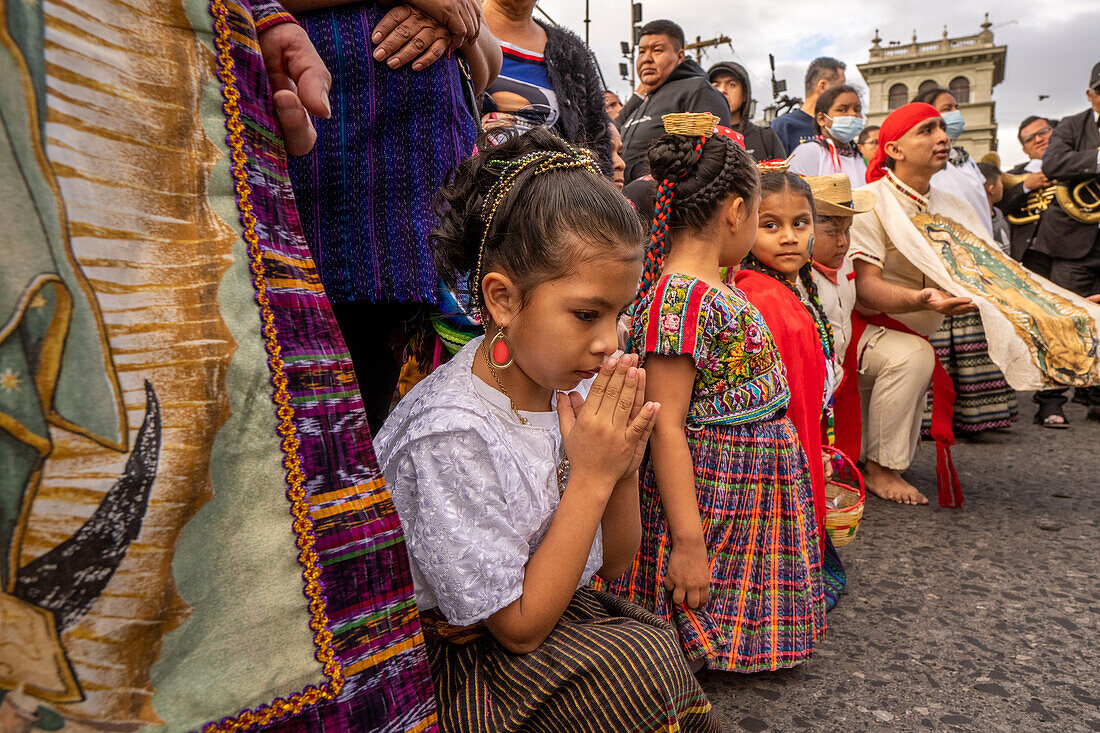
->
[863,461,928,505]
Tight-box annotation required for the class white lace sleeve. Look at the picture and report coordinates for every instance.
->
[387,430,528,626]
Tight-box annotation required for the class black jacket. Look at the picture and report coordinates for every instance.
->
[996,161,1042,261]
[1033,108,1100,260]
[707,61,787,162]
[616,58,730,182]
[537,20,613,176]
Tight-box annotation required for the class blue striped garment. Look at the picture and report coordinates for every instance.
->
[288,4,477,305]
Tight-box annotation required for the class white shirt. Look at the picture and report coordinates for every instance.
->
[374,338,603,626]
[930,156,993,237]
[787,139,868,191]
[811,259,856,390]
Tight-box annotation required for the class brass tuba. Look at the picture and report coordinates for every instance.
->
[1002,172,1056,225]
[1054,177,1100,224]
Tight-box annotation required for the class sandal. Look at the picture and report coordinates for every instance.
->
[1034,404,1069,429]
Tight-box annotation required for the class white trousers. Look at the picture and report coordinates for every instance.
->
[856,326,936,471]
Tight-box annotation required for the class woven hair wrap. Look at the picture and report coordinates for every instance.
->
[473,145,601,310]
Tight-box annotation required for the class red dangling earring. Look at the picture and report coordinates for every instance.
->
[488,327,513,369]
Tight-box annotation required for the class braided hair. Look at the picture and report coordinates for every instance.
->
[631,132,760,314]
[742,172,835,362]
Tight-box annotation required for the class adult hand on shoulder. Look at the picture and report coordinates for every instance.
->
[396,0,480,51]
[258,22,332,156]
[372,5,453,71]
[919,288,977,315]
[665,540,711,609]
[557,353,659,490]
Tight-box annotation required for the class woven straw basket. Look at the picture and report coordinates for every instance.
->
[823,446,865,547]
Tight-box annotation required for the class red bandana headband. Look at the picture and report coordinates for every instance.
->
[865,102,941,183]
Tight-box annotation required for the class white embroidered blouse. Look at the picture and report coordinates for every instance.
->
[374,337,603,627]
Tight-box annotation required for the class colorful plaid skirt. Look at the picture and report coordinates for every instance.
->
[607,416,825,673]
[423,589,723,732]
[923,312,1019,434]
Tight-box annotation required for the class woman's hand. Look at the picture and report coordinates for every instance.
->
[557,354,659,490]
[257,22,332,156]
[383,0,480,51]
[823,449,834,484]
[665,539,711,609]
[372,5,452,71]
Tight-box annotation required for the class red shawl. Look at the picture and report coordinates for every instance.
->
[734,270,827,535]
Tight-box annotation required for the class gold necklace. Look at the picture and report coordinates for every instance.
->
[482,341,570,495]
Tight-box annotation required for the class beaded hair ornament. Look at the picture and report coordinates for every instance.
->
[630,113,718,315]
[473,144,601,311]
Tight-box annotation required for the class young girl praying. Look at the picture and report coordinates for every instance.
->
[607,115,825,673]
[375,128,721,732]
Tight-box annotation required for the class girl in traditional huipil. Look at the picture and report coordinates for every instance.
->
[375,128,722,732]
[607,115,825,673]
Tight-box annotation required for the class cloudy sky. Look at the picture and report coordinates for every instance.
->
[536,0,1100,167]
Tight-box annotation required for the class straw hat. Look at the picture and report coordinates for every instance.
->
[805,174,877,216]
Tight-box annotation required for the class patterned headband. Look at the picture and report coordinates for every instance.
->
[474,146,601,308]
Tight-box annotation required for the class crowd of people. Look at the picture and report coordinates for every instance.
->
[6,2,1097,731]
[257,4,1100,729]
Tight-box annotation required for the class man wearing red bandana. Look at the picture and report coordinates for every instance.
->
[838,103,978,506]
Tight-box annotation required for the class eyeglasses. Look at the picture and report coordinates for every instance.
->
[1021,126,1052,145]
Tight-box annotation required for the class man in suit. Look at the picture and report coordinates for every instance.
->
[996,115,1054,276]
[1029,62,1100,425]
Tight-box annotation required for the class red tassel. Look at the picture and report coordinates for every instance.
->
[857,314,964,508]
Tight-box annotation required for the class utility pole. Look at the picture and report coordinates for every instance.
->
[621,1,642,91]
[684,34,732,64]
[584,0,590,46]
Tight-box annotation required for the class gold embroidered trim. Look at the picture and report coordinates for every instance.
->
[203,2,343,730]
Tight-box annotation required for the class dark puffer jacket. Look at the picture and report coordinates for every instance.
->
[537,20,613,176]
[706,61,787,162]
[615,58,731,182]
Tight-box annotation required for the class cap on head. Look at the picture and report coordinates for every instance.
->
[1090,62,1100,90]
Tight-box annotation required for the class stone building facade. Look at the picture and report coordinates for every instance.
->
[857,16,1007,158]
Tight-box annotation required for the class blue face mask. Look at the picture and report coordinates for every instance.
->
[941,109,965,140]
[826,114,865,144]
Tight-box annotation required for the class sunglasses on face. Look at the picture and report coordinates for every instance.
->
[1021,126,1052,145]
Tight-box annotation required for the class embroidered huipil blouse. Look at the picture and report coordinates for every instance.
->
[632,273,790,426]
[374,337,602,627]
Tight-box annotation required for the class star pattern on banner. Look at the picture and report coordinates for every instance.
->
[0,368,22,392]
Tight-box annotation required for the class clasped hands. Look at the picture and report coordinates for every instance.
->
[556,353,659,490]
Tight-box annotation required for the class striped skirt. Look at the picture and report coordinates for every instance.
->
[607,417,826,673]
[424,589,723,732]
[923,312,1019,434]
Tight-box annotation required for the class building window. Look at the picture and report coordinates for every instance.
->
[918,79,939,98]
[888,83,908,110]
[949,76,970,104]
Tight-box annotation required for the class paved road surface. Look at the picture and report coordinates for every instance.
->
[701,395,1100,732]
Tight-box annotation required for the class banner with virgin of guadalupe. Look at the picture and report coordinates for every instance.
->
[858,176,1100,391]
[0,1,435,732]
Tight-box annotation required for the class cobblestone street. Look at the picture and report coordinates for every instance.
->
[701,395,1100,732]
